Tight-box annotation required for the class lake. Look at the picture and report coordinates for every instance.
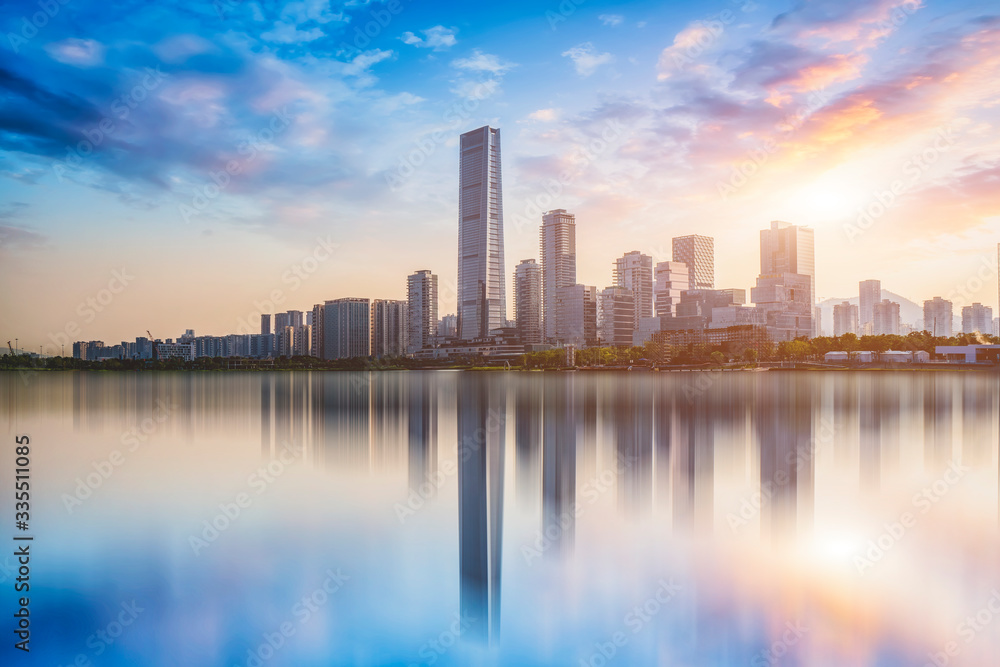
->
[2,370,998,666]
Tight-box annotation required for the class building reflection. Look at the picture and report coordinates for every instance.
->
[542,375,576,555]
[457,373,506,644]
[407,372,437,493]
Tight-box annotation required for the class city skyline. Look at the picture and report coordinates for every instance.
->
[3,0,1000,351]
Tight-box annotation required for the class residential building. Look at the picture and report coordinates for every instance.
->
[833,301,858,336]
[859,279,881,329]
[873,299,901,336]
[541,209,576,342]
[962,302,993,334]
[323,298,371,360]
[373,299,407,358]
[613,251,653,329]
[923,297,953,337]
[598,286,635,347]
[407,270,438,354]
[555,284,597,347]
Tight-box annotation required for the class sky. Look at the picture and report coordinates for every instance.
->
[1,0,999,351]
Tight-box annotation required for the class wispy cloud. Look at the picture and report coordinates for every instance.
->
[599,14,624,27]
[562,43,614,76]
[401,26,457,51]
[451,49,514,74]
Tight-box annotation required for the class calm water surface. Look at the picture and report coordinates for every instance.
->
[1,370,999,666]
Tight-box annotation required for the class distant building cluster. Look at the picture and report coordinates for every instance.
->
[67,125,999,363]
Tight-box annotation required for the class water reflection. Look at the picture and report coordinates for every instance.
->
[2,370,999,665]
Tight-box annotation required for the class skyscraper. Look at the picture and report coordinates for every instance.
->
[514,259,542,345]
[859,279,881,332]
[654,261,689,318]
[760,221,815,307]
[962,302,993,334]
[541,209,577,342]
[613,251,653,329]
[833,301,858,336]
[458,126,506,340]
[311,303,324,358]
[323,298,370,360]
[923,297,953,337]
[555,284,598,347]
[873,299,900,336]
[260,314,271,336]
[672,235,714,289]
[372,299,407,358]
[407,270,438,354]
[598,286,635,347]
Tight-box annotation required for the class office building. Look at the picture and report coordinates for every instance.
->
[373,299,407,358]
[458,126,506,340]
[514,259,542,345]
[833,301,858,337]
[323,298,371,360]
[760,221,815,307]
[654,261,689,318]
[672,235,714,289]
[873,299,901,336]
[613,251,653,329]
[751,273,813,341]
[598,286,635,347]
[260,314,271,336]
[859,279,881,329]
[555,284,597,347]
[407,270,439,354]
[923,297,953,337]
[541,209,577,342]
[962,302,993,335]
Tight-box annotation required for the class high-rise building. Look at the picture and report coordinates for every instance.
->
[540,209,576,342]
[760,221,815,307]
[859,279,881,329]
[598,286,635,347]
[407,270,438,354]
[654,261,689,318]
[613,251,653,329]
[923,297,953,337]
[292,324,311,356]
[962,302,993,334]
[323,298,371,360]
[261,314,271,336]
[438,314,457,339]
[555,284,597,347]
[458,126,506,340]
[373,299,407,358]
[873,299,900,336]
[832,301,858,336]
[311,303,324,358]
[514,259,542,345]
[672,235,714,289]
[813,306,823,338]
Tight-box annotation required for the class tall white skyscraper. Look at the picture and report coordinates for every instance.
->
[458,126,505,340]
[760,221,815,307]
[541,209,577,342]
[514,259,542,345]
[613,251,653,328]
[407,270,438,354]
[859,279,881,331]
[672,235,714,289]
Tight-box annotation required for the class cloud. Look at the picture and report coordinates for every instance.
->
[260,22,325,43]
[657,22,727,80]
[599,14,624,27]
[45,39,105,67]
[562,43,614,76]
[400,26,457,51]
[772,0,924,48]
[0,224,48,251]
[451,49,514,74]
[528,108,559,122]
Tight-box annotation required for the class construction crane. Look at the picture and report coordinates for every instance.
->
[146,330,159,360]
[6,341,13,356]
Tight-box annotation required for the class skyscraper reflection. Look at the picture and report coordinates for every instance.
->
[457,373,506,643]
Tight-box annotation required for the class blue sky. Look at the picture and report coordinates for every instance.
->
[2,0,999,348]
